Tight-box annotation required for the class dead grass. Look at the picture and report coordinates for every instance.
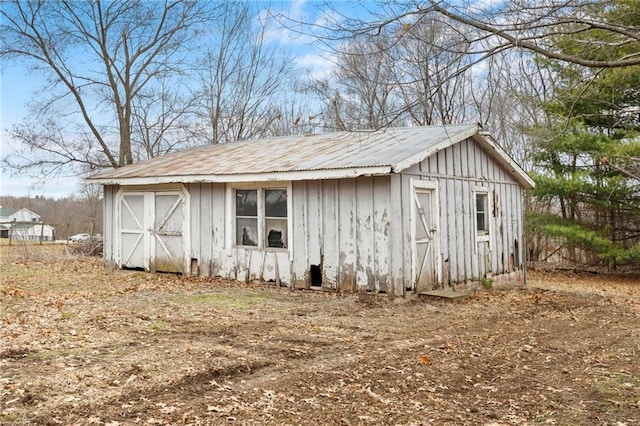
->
[1,244,639,425]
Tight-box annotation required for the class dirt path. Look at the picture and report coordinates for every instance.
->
[1,245,639,425]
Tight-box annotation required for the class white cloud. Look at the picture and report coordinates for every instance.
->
[294,52,335,78]
[260,0,319,47]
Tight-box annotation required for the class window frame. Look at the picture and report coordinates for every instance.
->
[235,189,259,247]
[473,186,491,245]
[229,183,291,252]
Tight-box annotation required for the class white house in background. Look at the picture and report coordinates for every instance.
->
[88,124,535,297]
[0,207,40,223]
[0,207,56,241]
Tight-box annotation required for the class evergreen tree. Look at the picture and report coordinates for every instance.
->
[530,0,640,269]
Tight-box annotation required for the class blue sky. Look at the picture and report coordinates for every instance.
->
[0,0,350,199]
[1,65,82,198]
[0,0,510,199]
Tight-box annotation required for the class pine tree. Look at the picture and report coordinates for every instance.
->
[530,0,640,269]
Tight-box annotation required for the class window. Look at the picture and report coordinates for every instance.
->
[234,187,288,249]
[265,189,287,248]
[236,189,258,246]
[476,193,488,234]
[474,186,491,244]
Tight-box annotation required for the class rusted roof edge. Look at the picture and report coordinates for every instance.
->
[86,166,393,186]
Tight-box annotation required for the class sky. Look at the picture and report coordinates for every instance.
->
[0,0,345,199]
[0,0,509,199]
[0,64,81,198]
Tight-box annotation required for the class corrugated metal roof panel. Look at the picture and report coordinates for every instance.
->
[89,124,479,181]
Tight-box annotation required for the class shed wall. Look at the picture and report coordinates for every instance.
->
[401,137,524,288]
[183,178,391,292]
[289,177,391,292]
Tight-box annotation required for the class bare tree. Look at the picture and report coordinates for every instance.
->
[277,0,638,135]
[468,50,557,166]
[304,33,401,131]
[192,2,294,144]
[1,0,215,175]
[131,78,198,160]
[77,183,103,237]
[392,16,474,125]
[338,36,400,129]
[299,0,640,69]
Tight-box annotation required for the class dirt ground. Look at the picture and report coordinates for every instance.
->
[1,244,639,425]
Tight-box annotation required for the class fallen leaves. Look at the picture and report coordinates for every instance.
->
[2,245,640,424]
[419,355,431,365]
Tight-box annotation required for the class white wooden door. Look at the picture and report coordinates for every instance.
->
[119,193,145,269]
[118,190,187,273]
[151,193,184,273]
[412,184,439,292]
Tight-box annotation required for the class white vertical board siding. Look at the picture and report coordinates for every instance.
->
[338,179,356,291]
[289,177,391,292]
[306,180,323,267]
[209,184,226,276]
[444,146,458,284]
[515,183,523,269]
[466,143,480,279]
[401,137,524,287]
[389,174,404,295]
[141,177,392,290]
[372,176,391,292]
[451,143,464,282]
[185,183,225,278]
[103,185,118,263]
[321,180,339,289]
[291,181,309,286]
[460,140,472,281]
[355,176,374,290]
[188,183,201,275]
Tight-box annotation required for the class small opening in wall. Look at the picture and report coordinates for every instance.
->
[310,265,322,287]
[191,258,199,275]
[122,266,145,272]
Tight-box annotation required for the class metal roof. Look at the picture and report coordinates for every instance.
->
[88,124,534,188]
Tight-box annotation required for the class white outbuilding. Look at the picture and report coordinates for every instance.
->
[88,124,534,296]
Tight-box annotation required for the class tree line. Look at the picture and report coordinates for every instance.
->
[2,0,638,270]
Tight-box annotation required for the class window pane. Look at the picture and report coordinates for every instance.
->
[266,218,287,248]
[476,194,485,213]
[477,212,486,231]
[236,218,258,246]
[476,193,487,232]
[265,189,287,217]
[236,190,257,216]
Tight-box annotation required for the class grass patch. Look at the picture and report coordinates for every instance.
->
[26,347,89,362]
[174,290,271,310]
[480,277,493,290]
[60,310,76,319]
[149,319,169,331]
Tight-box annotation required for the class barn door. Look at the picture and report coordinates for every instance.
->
[119,194,145,269]
[117,189,188,274]
[151,193,184,273]
[412,182,439,293]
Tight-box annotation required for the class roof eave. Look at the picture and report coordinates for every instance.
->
[86,166,393,186]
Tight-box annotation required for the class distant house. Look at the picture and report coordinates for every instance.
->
[88,124,534,296]
[0,224,9,239]
[0,207,55,241]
